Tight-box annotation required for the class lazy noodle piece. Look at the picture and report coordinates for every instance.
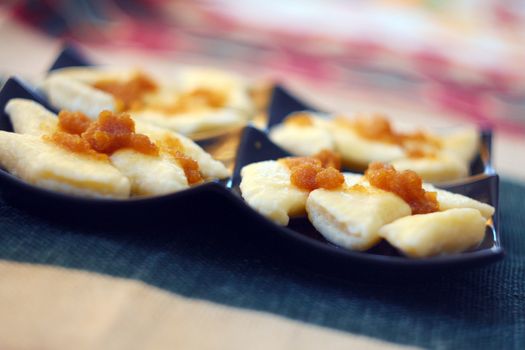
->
[42,67,255,136]
[2,99,231,197]
[157,88,228,115]
[269,112,336,157]
[307,162,492,256]
[270,111,473,182]
[338,115,441,158]
[239,150,346,225]
[95,72,227,116]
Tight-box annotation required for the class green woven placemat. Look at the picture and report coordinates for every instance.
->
[0,179,523,349]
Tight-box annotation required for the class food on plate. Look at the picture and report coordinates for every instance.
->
[310,162,493,256]
[41,66,255,137]
[0,99,229,198]
[389,155,468,184]
[269,112,335,156]
[378,208,487,258]
[307,185,411,251]
[239,150,343,226]
[269,112,480,183]
[421,183,494,220]
[240,157,494,257]
[0,131,131,198]
[363,162,440,215]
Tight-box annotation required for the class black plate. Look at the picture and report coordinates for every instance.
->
[0,48,241,218]
[0,47,504,269]
[266,85,495,182]
[48,44,91,71]
[230,125,503,269]
[0,77,233,218]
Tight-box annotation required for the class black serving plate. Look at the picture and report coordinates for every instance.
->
[266,85,495,183]
[48,44,92,71]
[0,77,234,219]
[0,47,504,269]
[0,48,241,219]
[229,125,503,269]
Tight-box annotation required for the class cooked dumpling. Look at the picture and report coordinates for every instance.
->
[110,149,189,195]
[41,67,135,118]
[270,112,480,183]
[131,108,247,136]
[5,98,57,135]
[269,112,335,156]
[239,150,348,225]
[307,185,411,251]
[6,99,185,196]
[175,66,254,113]
[391,153,469,183]
[134,121,230,180]
[4,99,228,196]
[307,163,493,255]
[133,68,252,135]
[378,208,487,258]
[441,128,480,163]
[0,131,130,198]
[240,160,309,226]
[43,74,117,119]
[41,66,253,136]
[238,158,494,257]
[331,122,404,170]
[423,183,495,219]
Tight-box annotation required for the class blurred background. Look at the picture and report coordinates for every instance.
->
[0,0,524,179]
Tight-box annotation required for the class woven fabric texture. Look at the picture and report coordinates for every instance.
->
[0,179,523,349]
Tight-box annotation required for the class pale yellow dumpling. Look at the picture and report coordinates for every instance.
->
[270,111,480,183]
[391,153,469,183]
[307,185,411,251]
[131,108,247,137]
[306,171,493,255]
[5,98,57,135]
[5,99,189,196]
[41,66,254,136]
[41,68,128,118]
[109,150,189,195]
[175,66,254,113]
[331,125,404,170]
[441,128,480,163]
[0,131,131,198]
[378,208,487,258]
[423,184,495,220]
[269,113,335,156]
[134,121,230,180]
[4,99,229,197]
[240,160,308,226]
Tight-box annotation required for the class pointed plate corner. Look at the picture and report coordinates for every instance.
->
[48,44,91,72]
